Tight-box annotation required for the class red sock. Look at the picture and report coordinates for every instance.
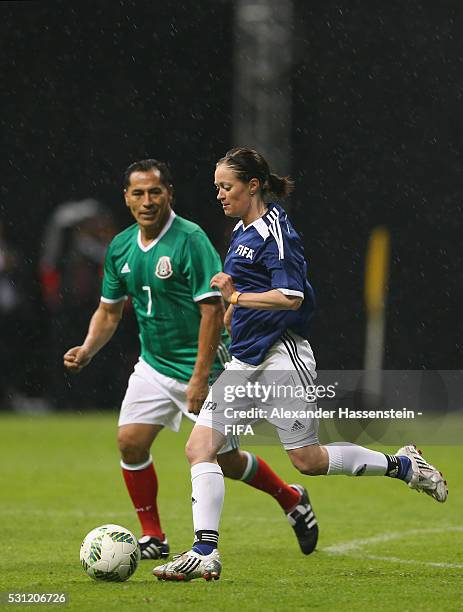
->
[121,459,164,539]
[241,452,300,512]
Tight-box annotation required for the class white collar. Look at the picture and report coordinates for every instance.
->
[137,210,176,252]
[236,209,271,240]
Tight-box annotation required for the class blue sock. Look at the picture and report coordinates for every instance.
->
[192,529,218,555]
[397,456,412,482]
[192,543,215,556]
[384,454,412,482]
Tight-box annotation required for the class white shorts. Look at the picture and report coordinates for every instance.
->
[119,358,239,454]
[196,332,319,450]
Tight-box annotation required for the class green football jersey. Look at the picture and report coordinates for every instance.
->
[101,212,229,382]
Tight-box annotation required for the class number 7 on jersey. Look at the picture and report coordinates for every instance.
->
[142,285,153,315]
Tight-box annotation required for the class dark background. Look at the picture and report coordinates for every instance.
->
[1,0,461,407]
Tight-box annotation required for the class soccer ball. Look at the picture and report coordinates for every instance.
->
[80,524,141,582]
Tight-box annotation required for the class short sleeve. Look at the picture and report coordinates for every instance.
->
[101,243,128,303]
[261,233,305,298]
[182,230,222,302]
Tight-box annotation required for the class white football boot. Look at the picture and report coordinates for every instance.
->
[153,549,221,582]
[396,444,448,503]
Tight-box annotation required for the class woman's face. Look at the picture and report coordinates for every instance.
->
[214,163,252,219]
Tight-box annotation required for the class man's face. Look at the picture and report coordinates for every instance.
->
[124,169,173,229]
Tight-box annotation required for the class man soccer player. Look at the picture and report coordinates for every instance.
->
[64,159,318,560]
[153,147,448,582]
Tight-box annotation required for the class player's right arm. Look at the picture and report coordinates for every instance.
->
[63,300,124,373]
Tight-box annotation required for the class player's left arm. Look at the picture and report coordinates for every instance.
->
[224,303,234,335]
[182,230,225,414]
[187,296,224,414]
[210,273,302,311]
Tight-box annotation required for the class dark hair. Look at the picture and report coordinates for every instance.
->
[217,147,294,198]
[123,159,173,190]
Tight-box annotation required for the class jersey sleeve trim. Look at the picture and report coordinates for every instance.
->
[101,295,128,303]
[277,288,304,298]
[266,210,285,260]
[193,290,221,302]
[253,218,270,240]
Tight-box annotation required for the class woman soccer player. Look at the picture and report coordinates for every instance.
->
[154,147,447,582]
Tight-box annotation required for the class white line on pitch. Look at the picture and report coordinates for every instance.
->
[355,554,463,569]
[323,526,463,569]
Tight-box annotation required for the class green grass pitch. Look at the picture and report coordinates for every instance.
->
[1,413,462,611]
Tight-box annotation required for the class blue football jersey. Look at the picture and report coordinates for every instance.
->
[224,203,316,365]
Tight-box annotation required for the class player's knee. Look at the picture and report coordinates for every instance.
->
[117,430,149,464]
[290,455,319,476]
[185,436,215,465]
[185,438,211,464]
[185,440,196,464]
[288,446,327,476]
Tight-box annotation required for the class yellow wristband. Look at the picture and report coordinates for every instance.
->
[230,291,242,305]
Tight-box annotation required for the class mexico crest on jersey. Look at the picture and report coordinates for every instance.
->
[155,256,173,279]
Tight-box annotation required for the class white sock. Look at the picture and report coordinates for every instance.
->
[324,443,388,476]
[191,462,224,546]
